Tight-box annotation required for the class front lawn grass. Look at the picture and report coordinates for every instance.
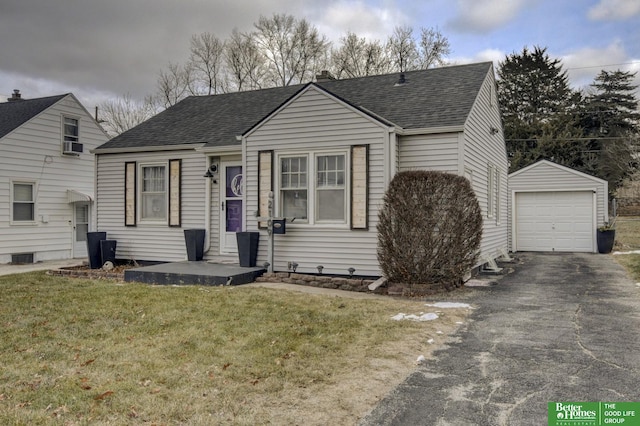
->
[611,216,640,281]
[0,272,461,425]
[613,216,640,251]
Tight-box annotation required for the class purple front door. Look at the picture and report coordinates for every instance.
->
[221,163,243,252]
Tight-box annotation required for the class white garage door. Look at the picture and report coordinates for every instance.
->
[515,191,594,252]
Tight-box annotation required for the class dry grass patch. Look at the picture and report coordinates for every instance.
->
[611,217,640,281]
[613,217,640,251]
[0,272,471,425]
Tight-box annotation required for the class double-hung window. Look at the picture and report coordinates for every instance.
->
[280,156,308,220]
[141,164,167,221]
[278,152,347,224]
[12,182,35,222]
[316,154,345,222]
[64,117,79,143]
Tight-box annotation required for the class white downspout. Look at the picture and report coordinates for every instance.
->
[204,156,212,254]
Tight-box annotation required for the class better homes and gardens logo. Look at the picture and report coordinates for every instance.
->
[549,402,640,426]
[551,403,597,425]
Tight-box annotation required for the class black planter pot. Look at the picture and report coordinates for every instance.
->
[100,240,117,264]
[236,232,259,267]
[184,229,206,261]
[86,232,107,269]
[597,229,615,254]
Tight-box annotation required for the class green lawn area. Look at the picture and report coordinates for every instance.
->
[0,272,465,425]
[612,217,640,281]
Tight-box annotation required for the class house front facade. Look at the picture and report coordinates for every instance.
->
[94,62,508,276]
[0,91,108,264]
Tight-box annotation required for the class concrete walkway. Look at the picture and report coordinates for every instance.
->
[0,259,83,276]
[360,252,640,425]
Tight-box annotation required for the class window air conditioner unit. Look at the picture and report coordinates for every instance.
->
[63,141,83,155]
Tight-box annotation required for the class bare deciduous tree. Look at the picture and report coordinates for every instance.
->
[253,13,329,86]
[157,62,191,108]
[387,26,419,72]
[418,27,451,68]
[331,32,392,79]
[225,28,266,91]
[189,32,227,95]
[98,93,158,136]
[387,26,451,72]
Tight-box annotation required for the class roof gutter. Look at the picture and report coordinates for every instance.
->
[195,143,242,154]
[91,143,205,154]
[396,125,465,136]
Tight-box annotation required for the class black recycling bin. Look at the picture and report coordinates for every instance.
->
[86,231,107,269]
[184,229,206,261]
[236,232,259,267]
[100,240,117,265]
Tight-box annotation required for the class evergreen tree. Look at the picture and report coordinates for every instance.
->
[581,70,640,192]
[497,46,583,172]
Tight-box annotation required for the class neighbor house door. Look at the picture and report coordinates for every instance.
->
[73,202,89,258]
[220,162,243,253]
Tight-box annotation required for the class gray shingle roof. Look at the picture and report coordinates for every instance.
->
[0,94,67,139]
[97,62,491,151]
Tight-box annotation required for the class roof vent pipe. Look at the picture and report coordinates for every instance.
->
[8,89,24,102]
[395,73,407,86]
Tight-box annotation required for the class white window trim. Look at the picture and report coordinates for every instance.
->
[487,164,495,219]
[315,152,348,224]
[495,166,501,225]
[138,162,168,225]
[10,179,37,225]
[62,115,80,143]
[279,154,310,223]
[276,149,350,227]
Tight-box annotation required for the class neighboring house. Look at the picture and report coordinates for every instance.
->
[508,160,608,253]
[0,90,108,264]
[94,62,508,276]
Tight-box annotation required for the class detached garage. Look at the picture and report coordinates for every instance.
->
[509,160,608,253]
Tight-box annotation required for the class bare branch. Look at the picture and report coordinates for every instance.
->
[98,93,158,137]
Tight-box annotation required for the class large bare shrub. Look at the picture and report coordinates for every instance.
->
[377,171,482,290]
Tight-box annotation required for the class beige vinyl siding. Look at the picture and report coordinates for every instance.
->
[398,133,460,173]
[96,150,209,262]
[245,86,388,276]
[462,70,509,264]
[0,95,107,263]
[508,161,608,251]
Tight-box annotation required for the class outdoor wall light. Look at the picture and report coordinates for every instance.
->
[317,265,324,274]
[348,267,355,277]
[204,163,219,183]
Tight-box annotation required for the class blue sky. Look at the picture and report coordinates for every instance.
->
[0,0,638,107]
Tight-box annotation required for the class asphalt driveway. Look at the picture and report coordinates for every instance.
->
[360,252,640,426]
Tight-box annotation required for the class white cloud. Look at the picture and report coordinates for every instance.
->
[561,40,632,90]
[0,70,117,109]
[449,0,530,33]
[588,0,640,21]
[449,49,506,67]
[314,0,409,42]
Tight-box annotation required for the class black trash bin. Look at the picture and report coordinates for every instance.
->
[236,232,259,267]
[184,229,206,261]
[86,232,107,269]
[100,240,117,265]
